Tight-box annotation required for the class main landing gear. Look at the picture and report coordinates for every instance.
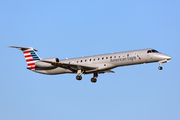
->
[76,70,83,80]
[91,73,98,83]
[76,75,82,80]
[76,70,98,83]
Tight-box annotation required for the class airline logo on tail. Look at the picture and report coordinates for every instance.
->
[23,50,40,70]
[8,46,41,70]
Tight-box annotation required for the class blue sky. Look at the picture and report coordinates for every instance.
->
[0,0,180,120]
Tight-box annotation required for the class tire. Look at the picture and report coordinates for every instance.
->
[76,75,82,80]
[158,66,163,70]
[91,78,97,83]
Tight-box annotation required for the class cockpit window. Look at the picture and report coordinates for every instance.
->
[147,50,151,53]
[152,49,159,53]
[147,49,159,53]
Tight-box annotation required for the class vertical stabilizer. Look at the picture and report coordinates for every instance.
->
[8,46,41,70]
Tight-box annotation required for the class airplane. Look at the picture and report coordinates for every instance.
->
[8,46,171,83]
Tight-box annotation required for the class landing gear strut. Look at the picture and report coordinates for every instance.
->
[76,70,83,80]
[158,62,163,70]
[91,73,98,83]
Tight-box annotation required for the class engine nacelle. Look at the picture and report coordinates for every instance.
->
[35,58,59,68]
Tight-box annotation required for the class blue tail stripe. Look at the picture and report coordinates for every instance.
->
[29,50,40,60]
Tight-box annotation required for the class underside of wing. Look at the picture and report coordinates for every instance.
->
[40,60,98,72]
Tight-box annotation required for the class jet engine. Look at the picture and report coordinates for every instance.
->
[35,58,59,68]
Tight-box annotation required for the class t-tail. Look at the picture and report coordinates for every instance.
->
[8,46,41,70]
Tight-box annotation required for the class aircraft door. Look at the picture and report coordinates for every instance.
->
[147,50,153,61]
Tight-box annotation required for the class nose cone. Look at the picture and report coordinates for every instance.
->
[164,55,171,60]
[155,53,171,60]
[161,54,172,60]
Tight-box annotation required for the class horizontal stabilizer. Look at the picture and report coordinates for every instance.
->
[8,46,38,51]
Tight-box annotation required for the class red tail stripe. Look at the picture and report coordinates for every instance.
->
[26,59,34,62]
[28,63,35,66]
[25,55,32,58]
[23,51,30,54]
[29,66,35,70]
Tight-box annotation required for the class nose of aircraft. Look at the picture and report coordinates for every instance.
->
[155,53,171,60]
[162,54,172,60]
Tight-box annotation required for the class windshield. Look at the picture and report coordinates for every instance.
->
[147,49,159,53]
[152,49,159,53]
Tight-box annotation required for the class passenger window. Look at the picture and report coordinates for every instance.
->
[81,60,82,62]
[106,57,108,59]
[110,56,112,59]
[118,55,120,58]
[127,54,129,57]
[98,58,100,60]
[77,61,78,63]
[69,62,70,64]
[85,60,87,62]
[94,59,95,61]
[102,57,104,60]
[114,56,116,58]
[89,59,91,61]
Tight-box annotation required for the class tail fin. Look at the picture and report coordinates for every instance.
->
[8,46,41,70]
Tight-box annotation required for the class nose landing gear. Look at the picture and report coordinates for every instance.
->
[76,75,82,80]
[76,70,83,80]
[158,62,163,70]
[158,66,163,70]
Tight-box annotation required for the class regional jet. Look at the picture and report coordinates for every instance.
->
[9,46,171,83]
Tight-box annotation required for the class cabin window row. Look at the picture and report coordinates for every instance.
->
[67,54,130,64]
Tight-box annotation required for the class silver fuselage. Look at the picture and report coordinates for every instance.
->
[33,49,171,75]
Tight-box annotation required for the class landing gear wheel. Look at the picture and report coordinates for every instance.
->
[76,75,82,80]
[158,66,163,70]
[91,78,97,83]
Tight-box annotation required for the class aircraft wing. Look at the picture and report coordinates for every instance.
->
[41,60,97,72]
